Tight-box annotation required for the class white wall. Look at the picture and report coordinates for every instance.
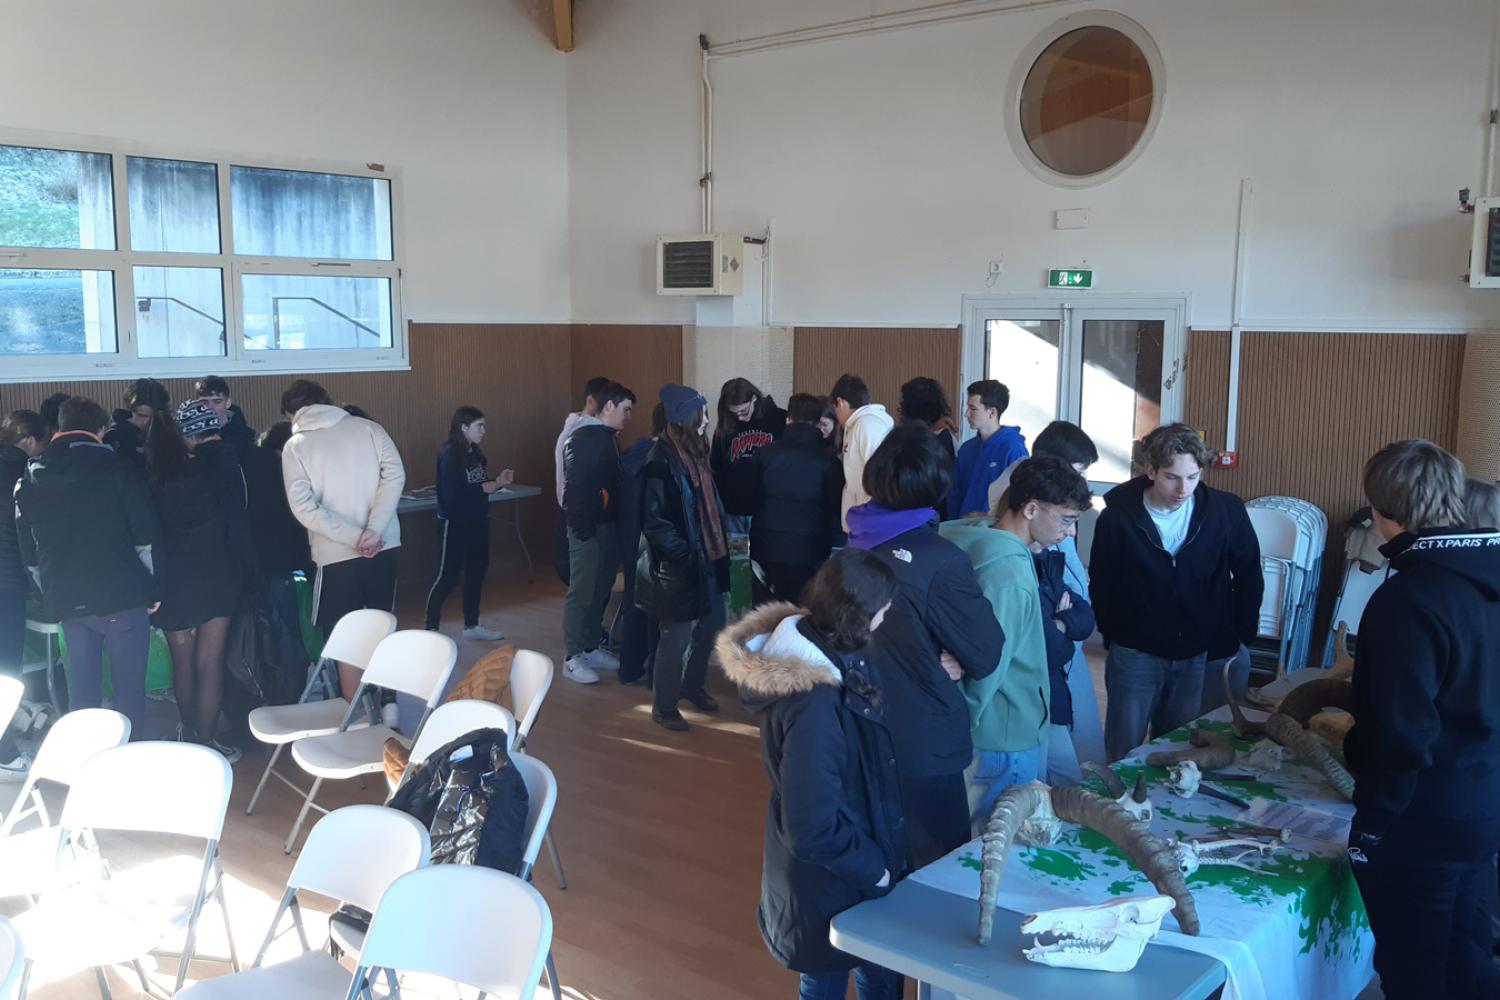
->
[568,0,1500,331]
[5,0,571,323]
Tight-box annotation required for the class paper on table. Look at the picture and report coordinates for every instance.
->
[1241,798,1351,848]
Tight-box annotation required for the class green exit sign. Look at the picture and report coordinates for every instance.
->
[1048,268,1094,288]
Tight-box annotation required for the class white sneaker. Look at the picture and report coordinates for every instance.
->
[463,624,506,641]
[584,647,620,671]
[563,655,601,685]
[0,752,33,782]
[206,739,242,764]
[381,702,401,729]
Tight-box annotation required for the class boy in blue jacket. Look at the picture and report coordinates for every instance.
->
[948,380,1028,519]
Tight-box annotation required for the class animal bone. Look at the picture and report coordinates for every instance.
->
[1225,663,1357,800]
[1169,836,1281,877]
[1019,895,1176,973]
[1145,728,1236,769]
[1245,739,1286,772]
[978,782,1200,944]
[1165,760,1202,798]
[1083,763,1154,824]
[1264,713,1356,800]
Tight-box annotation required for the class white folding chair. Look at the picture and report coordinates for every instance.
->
[511,755,562,1000]
[175,804,429,1000]
[508,651,567,890]
[346,866,552,1000]
[390,700,516,793]
[20,619,64,714]
[283,631,457,853]
[13,742,237,997]
[0,915,22,1000]
[0,709,132,903]
[245,609,397,816]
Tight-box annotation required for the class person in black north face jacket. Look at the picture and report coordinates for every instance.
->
[1344,440,1500,1000]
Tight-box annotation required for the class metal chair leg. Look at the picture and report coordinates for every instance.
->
[132,959,151,994]
[92,965,113,1000]
[217,870,241,971]
[544,951,563,1000]
[245,743,284,816]
[284,777,323,854]
[544,829,567,890]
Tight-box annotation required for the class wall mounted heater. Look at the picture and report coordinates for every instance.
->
[656,234,744,295]
[1471,196,1500,288]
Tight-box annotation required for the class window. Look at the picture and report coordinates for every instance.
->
[0,132,404,379]
[1006,14,1164,188]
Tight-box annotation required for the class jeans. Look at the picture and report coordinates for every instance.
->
[62,608,151,735]
[652,589,724,714]
[1043,723,1083,786]
[563,524,617,659]
[966,745,1043,832]
[1066,643,1106,766]
[797,964,903,1000]
[1200,644,1251,716]
[1103,645,1207,762]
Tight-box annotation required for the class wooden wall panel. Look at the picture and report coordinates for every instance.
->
[568,324,684,445]
[0,323,573,591]
[1184,329,1466,630]
[792,327,962,413]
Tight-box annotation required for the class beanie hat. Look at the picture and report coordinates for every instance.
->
[660,384,707,425]
[175,399,221,440]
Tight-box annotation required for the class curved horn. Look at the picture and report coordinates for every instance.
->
[1145,729,1235,769]
[1132,773,1150,804]
[1083,761,1126,800]
[1265,712,1355,800]
[1049,786,1201,935]
[1226,658,1266,737]
[1274,678,1356,726]
[977,783,1049,944]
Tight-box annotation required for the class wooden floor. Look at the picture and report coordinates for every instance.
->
[17,571,803,1000]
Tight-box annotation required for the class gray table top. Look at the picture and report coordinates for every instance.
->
[830,880,1226,1000]
[396,483,541,513]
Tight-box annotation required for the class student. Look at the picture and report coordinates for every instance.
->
[719,550,907,1000]
[948,380,1028,520]
[1344,441,1500,999]
[195,375,257,458]
[1035,533,1095,786]
[831,373,894,532]
[941,457,1090,822]
[898,376,960,462]
[103,377,171,467]
[1464,477,1500,529]
[711,377,786,530]
[38,392,70,440]
[816,396,838,448]
[846,422,1004,865]
[424,406,514,640]
[636,384,728,730]
[747,393,842,606]
[562,381,635,684]
[553,376,610,584]
[244,421,314,675]
[1089,423,1262,761]
[0,411,46,773]
[146,401,253,761]
[280,379,406,700]
[14,396,161,735]
[616,404,666,686]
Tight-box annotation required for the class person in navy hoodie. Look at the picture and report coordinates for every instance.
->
[424,406,513,639]
[948,380,1028,520]
[1035,541,1095,786]
[847,422,1005,865]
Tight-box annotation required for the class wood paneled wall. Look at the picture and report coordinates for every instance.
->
[792,326,962,413]
[1184,329,1466,629]
[0,323,573,589]
[567,324,684,446]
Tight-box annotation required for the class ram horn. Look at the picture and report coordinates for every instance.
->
[1083,761,1127,800]
[1145,728,1236,769]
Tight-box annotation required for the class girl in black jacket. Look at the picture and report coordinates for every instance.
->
[146,401,253,762]
[424,406,513,638]
[0,411,46,772]
[636,385,729,731]
[718,550,907,1000]
[710,377,786,523]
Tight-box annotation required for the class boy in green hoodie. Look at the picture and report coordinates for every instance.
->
[939,456,1094,829]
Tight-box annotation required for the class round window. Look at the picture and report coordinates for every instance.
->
[1017,23,1157,181]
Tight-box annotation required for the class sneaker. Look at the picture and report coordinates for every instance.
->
[563,655,601,685]
[652,708,689,732]
[174,722,188,742]
[681,690,720,713]
[0,752,33,781]
[381,702,401,729]
[584,647,620,671]
[206,739,242,764]
[463,624,506,641]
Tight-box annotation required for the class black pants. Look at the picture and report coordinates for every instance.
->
[750,559,819,607]
[314,549,399,637]
[898,771,971,868]
[425,518,490,629]
[1353,817,1500,999]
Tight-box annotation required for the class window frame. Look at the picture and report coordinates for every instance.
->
[0,127,407,381]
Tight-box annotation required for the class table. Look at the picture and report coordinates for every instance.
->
[396,484,540,582]
[831,879,1226,1000]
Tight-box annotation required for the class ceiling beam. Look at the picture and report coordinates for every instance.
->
[553,0,574,52]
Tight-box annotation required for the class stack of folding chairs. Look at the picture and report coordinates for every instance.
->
[1246,495,1327,677]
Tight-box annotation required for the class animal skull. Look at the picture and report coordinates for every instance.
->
[1016,793,1061,846]
[1165,760,1202,798]
[1020,895,1176,972]
[1245,739,1285,772]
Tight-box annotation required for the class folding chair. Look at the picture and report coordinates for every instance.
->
[0,915,21,1000]
[282,631,457,853]
[347,866,552,1000]
[175,804,429,1000]
[13,742,238,997]
[509,651,567,890]
[389,700,516,792]
[512,755,563,1000]
[21,619,65,714]
[245,609,396,816]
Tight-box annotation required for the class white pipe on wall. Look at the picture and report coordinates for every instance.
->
[701,40,714,233]
[1226,178,1254,453]
[1485,0,1500,197]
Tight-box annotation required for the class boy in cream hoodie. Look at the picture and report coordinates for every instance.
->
[830,373,894,532]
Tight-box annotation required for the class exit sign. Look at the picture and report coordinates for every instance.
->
[1048,268,1094,289]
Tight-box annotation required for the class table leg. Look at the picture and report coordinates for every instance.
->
[514,498,536,583]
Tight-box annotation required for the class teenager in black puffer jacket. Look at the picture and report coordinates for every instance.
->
[746,393,843,606]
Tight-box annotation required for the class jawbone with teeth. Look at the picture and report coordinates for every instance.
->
[1019,895,1176,972]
